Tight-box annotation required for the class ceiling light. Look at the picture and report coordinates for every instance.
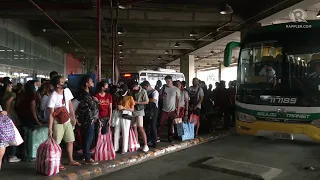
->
[117,28,127,35]
[165,50,169,55]
[120,55,124,59]
[189,30,198,37]
[42,28,46,32]
[220,4,234,15]
[158,56,162,59]
[75,49,78,52]
[174,42,180,48]
[67,41,70,44]
[118,4,132,9]
[210,50,214,55]
[119,41,124,46]
[119,50,123,54]
[317,11,320,18]
[84,56,86,59]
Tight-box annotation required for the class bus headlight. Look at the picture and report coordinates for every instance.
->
[311,120,320,128]
[237,112,256,123]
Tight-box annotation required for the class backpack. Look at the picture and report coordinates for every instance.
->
[189,87,200,108]
[145,90,158,118]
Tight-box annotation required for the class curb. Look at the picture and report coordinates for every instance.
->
[48,133,228,180]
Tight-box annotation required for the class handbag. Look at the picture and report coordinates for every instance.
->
[122,110,133,120]
[52,91,70,124]
[0,115,15,143]
[8,120,24,146]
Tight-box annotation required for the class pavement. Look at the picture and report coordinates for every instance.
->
[93,133,320,180]
[0,131,228,180]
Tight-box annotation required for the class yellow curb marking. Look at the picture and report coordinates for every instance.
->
[66,173,77,180]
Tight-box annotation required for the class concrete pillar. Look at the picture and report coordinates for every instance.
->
[218,62,222,81]
[180,55,195,87]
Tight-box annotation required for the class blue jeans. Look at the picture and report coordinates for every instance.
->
[80,123,94,161]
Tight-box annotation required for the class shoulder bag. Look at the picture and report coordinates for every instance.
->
[52,91,70,124]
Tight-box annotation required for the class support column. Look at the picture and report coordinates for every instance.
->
[218,62,222,81]
[180,55,195,87]
[97,0,101,81]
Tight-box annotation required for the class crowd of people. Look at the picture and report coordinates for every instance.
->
[0,71,236,171]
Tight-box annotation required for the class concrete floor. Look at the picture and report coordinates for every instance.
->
[94,133,320,180]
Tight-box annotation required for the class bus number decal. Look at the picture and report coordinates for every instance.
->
[269,97,297,104]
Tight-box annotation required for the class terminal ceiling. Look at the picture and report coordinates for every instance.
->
[0,0,303,72]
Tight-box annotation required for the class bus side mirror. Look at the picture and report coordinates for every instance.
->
[224,41,241,67]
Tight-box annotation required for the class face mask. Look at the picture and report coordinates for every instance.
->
[60,83,68,89]
[35,86,39,91]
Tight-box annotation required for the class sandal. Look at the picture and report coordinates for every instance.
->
[59,165,66,171]
[69,161,81,166]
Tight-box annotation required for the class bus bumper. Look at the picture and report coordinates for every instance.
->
[236,120,320,143]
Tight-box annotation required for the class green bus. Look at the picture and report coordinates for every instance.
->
[224,20,320,142]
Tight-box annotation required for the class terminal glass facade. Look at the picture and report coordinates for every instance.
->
[0,25,64,83]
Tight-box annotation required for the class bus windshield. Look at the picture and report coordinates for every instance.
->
[239,41,282,86]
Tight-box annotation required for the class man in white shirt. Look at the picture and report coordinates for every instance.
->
[259,64,276,83]
[48,75,80,170]
[158,75,180,142]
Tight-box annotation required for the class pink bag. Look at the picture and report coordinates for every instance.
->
[8,121,24,146]
[189,114,199,126]
[36,138,62,176]
[94,130,116,161]
[128,128,138,152]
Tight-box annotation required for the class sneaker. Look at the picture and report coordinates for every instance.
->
[121,151,127,155]
[85,159,98,165]
[157,138,161,143]
[147,142,157,148]
[8,156,21,163]
[142,145,149,152]
[136,143,141,149]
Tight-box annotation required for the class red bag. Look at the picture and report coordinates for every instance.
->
[189,114,199,126]
[128,128,138,152]
[52,91,70,124]
[94,129,116,161]
[36,138,62,176]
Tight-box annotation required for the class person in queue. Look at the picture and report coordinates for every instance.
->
[76,76,99,165]
[175,80,189,119]
[214,80,231,130]
[94,81,112,137]
[128,81,149,152]
[158,75,180,142]
[2,81,20,163]
[141,80,159,148]
[188,78,204,137]
[48,75,80,170]
[16,80,42,127]
[40,83,54,122]
[114,84,135,154]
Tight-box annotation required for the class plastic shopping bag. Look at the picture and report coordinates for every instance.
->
[8,120,24,146]
[94,129,116,161]
[189,114,199,126]
[128,128,138,152]
[36,138,62,176]
[111,110,120,127]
